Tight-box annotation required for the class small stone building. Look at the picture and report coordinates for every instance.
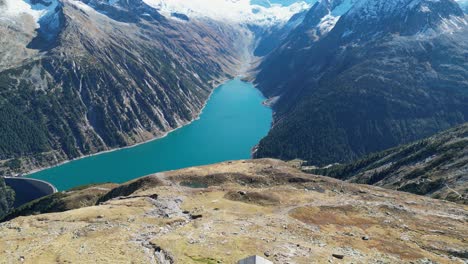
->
[237,255,273,264]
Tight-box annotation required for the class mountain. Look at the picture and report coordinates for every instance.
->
[308,123,468,204]
[253,9,308,56]
[0,0,248,175]
[253,0,468,166]
[1,159,467,263]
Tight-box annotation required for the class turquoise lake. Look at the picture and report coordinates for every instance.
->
[28,79,272,191]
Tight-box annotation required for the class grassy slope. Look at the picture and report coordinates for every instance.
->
[0,159,467,263]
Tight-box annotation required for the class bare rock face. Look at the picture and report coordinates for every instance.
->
[0,159,466,263]
[0,0,248,175]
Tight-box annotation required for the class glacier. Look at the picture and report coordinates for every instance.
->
[142,0,313,26]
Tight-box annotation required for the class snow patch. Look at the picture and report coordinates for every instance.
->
[1,0,43,27]
[142,0,312,26]
[318,14,340,34]
[349,0,438,19]
[0,0,59,29]
[420,5,431,12]
[314,0,357,36]
[437,15,468,33]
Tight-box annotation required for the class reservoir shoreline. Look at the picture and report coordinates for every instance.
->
[27,79,272,191]
[19,77,231,180]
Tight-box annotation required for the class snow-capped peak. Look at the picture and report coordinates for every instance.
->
[142,0,314,26]
[311,0,357,36]
[309,0,466,38]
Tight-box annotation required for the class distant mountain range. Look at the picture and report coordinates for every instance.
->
[254,0,468,166]
[145,0,312,26]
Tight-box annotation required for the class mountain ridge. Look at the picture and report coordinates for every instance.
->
[307,122,468,204]
[253,0,468,165]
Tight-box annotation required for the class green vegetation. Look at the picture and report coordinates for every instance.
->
[97,176,163,204]
[254,12,468,166]
[1,192,67,222]
[6,158,22,172]
[307,123,468,203]
[1,183,113,222]
[0,100,50,160]
[255,77,468,166]
[0,177,15,219]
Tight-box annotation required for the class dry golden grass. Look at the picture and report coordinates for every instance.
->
[0,159,466,263]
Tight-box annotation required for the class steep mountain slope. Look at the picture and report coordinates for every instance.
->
[308,123,468,204]
[0,0,247,175]
[253,0,468,165]
[0,178,15,219]
[0,159,467,263]
[253,9,308,56]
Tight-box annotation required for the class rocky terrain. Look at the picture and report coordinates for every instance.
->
[0,0,248,175]
[1,159,467,263]
[308,123,468,204]
[254,0,468,165]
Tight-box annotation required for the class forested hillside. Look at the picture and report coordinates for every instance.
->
[0,178,15,219]
[254,0,468,165]
[308,123,468,204]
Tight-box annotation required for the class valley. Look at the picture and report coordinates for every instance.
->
[0,0,467,262]
[0,0,254,176]
[28,79,272,191]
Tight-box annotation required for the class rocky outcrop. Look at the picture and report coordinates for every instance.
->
[0,159,467,263]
